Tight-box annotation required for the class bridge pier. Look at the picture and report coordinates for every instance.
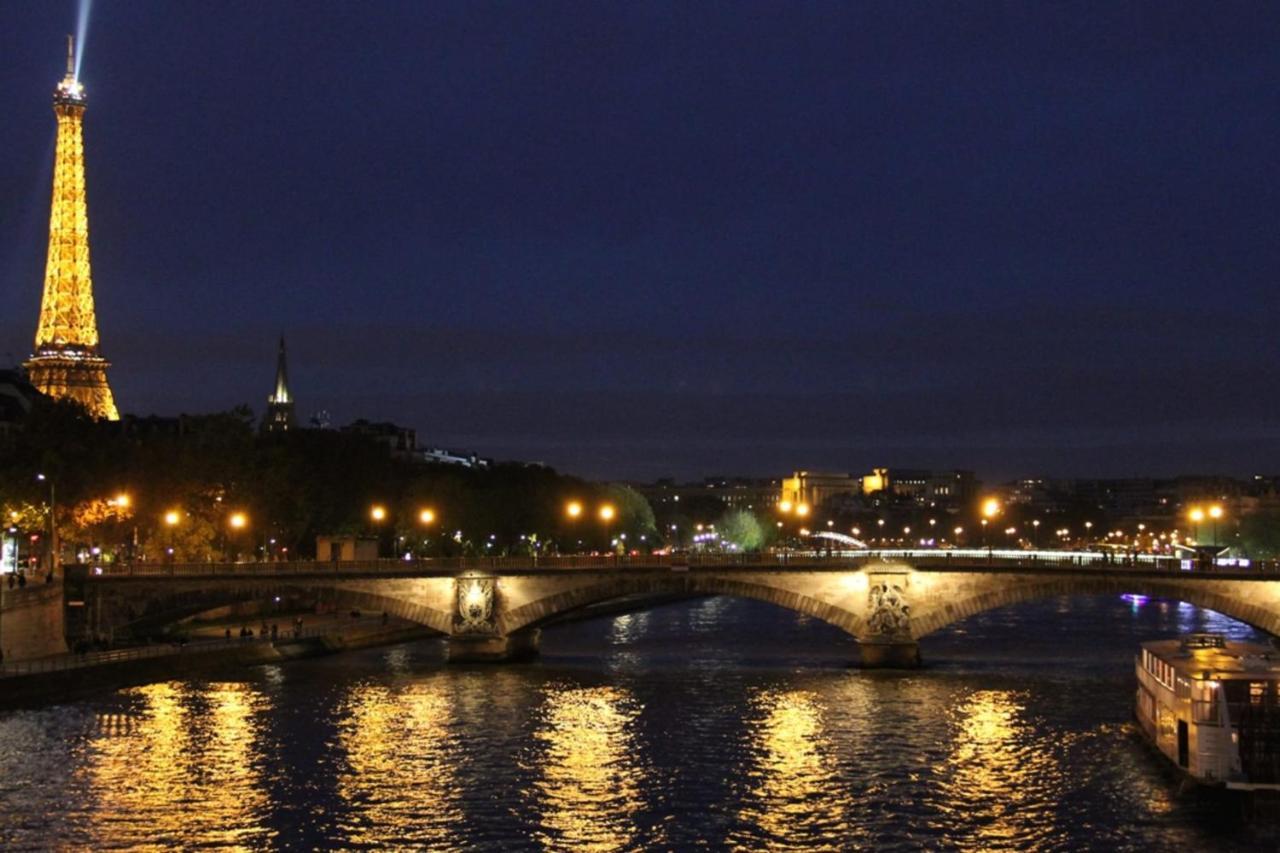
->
[858,640,921,669]
[445,629,541,664]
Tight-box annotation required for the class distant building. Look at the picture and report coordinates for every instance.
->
[342,419,417,458]
[0,369,45,440]
[263,336,295,432]
[701,477,780,511]
[421,447,492,469]
[860,468,976,507]
[634,477,780,515]
[780,471,860,509]
[315,535,378,562]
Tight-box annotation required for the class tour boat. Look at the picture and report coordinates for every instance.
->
[1135,633,1280,790]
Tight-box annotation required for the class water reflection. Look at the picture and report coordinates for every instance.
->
[942,689,1063,849]
[527,684,649,851]
[79,681,268,847]
[0,595,1274,850]
[336,680,462,849]
[733,689,853,849]
[608,611,650,646]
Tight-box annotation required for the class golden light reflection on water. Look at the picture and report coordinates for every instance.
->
[943,689,1063,848]
[79,681,267,847]
[528,685,649,852]
[336,682,462,849]
[734,689,853,850]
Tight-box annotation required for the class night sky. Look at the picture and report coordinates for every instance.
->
[3,2,1279,482]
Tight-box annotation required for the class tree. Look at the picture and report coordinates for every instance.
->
[716,508,766,551]
[1237,511,1280,559]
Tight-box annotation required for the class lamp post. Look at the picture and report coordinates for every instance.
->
[1188,506,1205,545]
[418,507,437,557]
[163,509,181,563]
[228,512,248,562]
[369,504,388,557]
[599,503,617,553]
[980,498,1000,556]
[36,473,57,577]
[1208,504,1224,549]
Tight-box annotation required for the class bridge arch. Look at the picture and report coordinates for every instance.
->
[499,574,867,638]
[909,574,1280,640]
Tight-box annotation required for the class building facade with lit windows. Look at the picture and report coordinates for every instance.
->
[779,471,860,510]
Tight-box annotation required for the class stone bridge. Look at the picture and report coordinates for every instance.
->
[25,553,1278,667]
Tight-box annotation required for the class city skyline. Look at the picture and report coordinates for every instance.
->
[3,3,1280,481]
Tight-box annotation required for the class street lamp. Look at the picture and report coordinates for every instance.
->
[1208,504,1224,548]
[565,501,583,520]
[370,505,388,523]
[1187,507,1204,544]
[36,473,57,576]
[419,508,436,526]
[225,512,248,563]
[599,504,617,553]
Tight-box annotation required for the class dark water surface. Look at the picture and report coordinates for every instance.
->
[2,594,1278,850]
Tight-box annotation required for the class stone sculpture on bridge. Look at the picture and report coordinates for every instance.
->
[454,577,496,634]
[867,581,911,639]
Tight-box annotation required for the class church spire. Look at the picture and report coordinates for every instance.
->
[264,335,295,432]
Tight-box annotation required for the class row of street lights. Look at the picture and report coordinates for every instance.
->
[1187,503,1225,547]
[565,501,616,522]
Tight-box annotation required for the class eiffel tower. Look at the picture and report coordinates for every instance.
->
[24,37,119,420]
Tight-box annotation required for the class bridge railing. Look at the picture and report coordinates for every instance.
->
[67,549,1278,578]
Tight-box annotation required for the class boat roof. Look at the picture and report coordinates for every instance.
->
[1143,634,1280,679]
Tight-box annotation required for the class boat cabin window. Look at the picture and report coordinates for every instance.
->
[1141,649,1175,690]
[1191,680,1219,725]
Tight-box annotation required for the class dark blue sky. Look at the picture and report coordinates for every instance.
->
[2,2,1279,481]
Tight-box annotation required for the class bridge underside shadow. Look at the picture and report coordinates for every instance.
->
[78,580,454,642]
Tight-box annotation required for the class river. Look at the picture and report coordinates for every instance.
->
[1,594,1278,850]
